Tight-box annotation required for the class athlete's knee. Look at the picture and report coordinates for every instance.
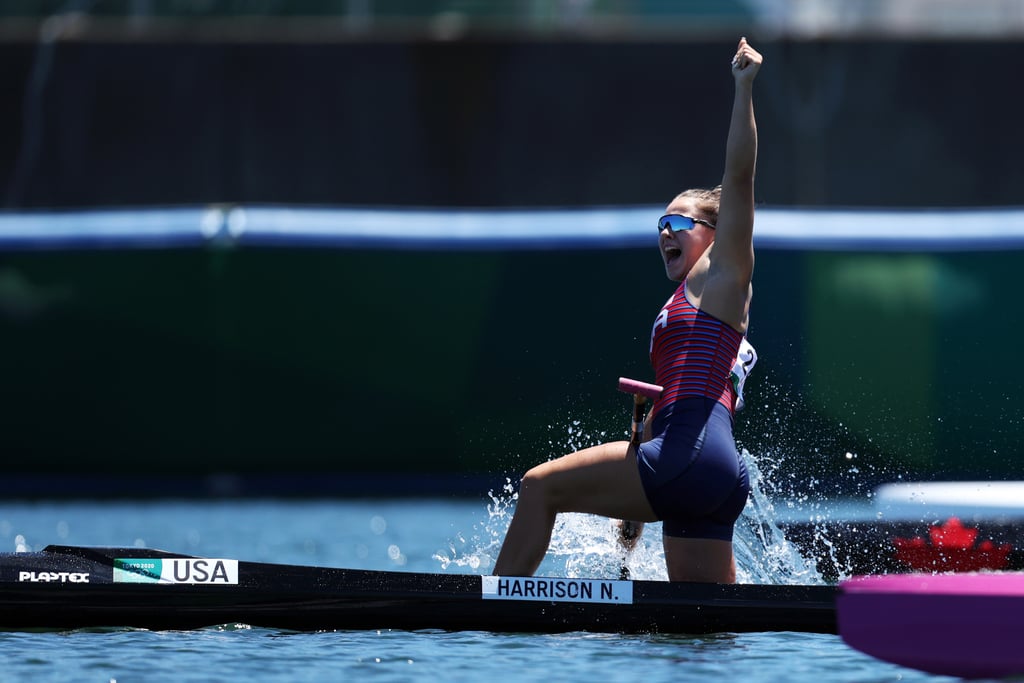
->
[518,466,548,495]
[517,465,560,511]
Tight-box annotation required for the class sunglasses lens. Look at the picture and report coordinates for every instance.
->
[658,216,694,233]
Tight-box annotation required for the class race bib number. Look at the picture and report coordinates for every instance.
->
[730,337,757,411]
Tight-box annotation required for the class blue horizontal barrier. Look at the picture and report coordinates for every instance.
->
[753,207,1024,252]
[0,208,223,250]
[2,205,1024,252]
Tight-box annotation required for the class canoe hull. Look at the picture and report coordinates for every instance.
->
[0,545,837,634]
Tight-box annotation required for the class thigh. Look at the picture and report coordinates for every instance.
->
[526,441,658,523]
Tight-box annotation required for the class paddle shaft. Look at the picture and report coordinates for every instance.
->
[616,378,664,578]
[629,394,647,446]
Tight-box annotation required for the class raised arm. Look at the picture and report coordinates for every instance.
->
[713,38,762,283]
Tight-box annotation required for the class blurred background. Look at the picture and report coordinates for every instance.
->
[1,0,1022,499]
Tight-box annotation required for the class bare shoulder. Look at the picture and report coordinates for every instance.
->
[691,245,751,333]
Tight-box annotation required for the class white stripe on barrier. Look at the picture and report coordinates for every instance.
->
[1,205,1023,251]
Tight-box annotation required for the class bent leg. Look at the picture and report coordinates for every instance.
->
[663,536,736,583]
[492,441,657,576]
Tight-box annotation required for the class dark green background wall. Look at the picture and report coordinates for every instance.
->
[3,243,1022,495]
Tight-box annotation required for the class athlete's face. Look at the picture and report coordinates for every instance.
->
[658,198,716,282]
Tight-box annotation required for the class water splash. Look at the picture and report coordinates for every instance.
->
[549,515,664,581]
[734,448,824,584]
[436,428,825,585]
[434,479,518,573]
[434,479,670,580]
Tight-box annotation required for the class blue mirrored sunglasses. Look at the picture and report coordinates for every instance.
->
[657,214,716,233]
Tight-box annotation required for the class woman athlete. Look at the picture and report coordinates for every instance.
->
[492,37,762,583]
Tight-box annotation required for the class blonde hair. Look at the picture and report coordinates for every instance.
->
[674,185,722,227]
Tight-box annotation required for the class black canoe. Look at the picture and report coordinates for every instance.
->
[0,545,837,634]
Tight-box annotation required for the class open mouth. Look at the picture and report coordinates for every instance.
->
[663,245,682,265]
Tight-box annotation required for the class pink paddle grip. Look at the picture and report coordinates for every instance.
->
[617,377,663,400]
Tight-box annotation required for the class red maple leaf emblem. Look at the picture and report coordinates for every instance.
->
[892,517,1012,572]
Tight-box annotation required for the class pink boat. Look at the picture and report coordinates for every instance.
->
[838,572,1024,678]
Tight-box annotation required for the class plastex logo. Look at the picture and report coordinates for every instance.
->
[18,571,90,583]
[114,558,239,584]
